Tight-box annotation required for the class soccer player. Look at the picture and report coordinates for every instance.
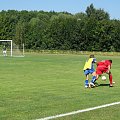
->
[83,54,97,88]
[3,45,7,56]
[96,60,113,87]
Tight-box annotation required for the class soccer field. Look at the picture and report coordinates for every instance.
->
[0,53,120,120]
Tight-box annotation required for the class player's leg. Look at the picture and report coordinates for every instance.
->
[4,51,6,56]
[106,71,113,87]
[85,74,89,88]
[3,51,6,56]
[5,51,7,56]
[89,71,96,87]
[91,71,96,83]
[91,66,104,87]
[84,70,89,88]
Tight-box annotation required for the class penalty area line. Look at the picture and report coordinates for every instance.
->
[36,101,120,120]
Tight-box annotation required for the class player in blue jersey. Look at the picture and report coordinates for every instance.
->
[83,54,96,88]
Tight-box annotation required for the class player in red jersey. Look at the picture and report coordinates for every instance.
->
[96,60,113,87]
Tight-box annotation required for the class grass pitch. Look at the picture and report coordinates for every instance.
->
[0,53,120,120]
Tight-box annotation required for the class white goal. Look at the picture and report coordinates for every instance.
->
[0,40,24,57]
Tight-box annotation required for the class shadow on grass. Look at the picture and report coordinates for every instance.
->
[99,83,110,87]
[94,82,110,87]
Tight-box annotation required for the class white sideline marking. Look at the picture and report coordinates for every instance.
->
[36,101,120,120]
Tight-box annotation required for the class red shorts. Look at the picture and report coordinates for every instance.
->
[96,65,108,75]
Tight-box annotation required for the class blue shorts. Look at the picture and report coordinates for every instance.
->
[84,69,95,75]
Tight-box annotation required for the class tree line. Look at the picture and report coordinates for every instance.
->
[0,4,120,52]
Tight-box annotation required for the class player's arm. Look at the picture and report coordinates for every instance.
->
[106,60,112,73]
[106,65,111,73]
[93,58,97,63]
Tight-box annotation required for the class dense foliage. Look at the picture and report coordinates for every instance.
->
[0,4,120,51]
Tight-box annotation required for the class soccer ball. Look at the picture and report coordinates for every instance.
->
[102,76,106,80]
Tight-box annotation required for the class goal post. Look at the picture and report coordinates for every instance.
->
[0,40,24,57]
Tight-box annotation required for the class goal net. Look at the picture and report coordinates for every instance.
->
[0,40,24,57]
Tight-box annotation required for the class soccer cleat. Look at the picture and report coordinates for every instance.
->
[109,84,113,87]
[89,82,95,87]
[85,85,88,88]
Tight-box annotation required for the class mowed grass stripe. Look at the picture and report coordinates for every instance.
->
[0,54,119,120]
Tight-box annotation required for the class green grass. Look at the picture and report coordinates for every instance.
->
[0,53,120,120]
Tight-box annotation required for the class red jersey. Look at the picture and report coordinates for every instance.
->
[96,60,112,75]
[97,60,111,68]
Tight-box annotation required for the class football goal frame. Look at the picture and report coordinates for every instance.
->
[0,40,24,57]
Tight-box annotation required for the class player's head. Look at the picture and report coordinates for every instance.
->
[89,54,95,58]
[109,60,112,63]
